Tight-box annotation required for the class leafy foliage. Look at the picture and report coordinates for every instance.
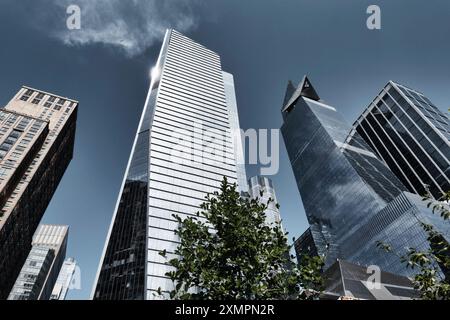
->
[158,177,324,300]
[424,191,450,220]
[377,190,450,300]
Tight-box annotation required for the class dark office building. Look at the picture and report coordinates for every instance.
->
[0,87,77,299]
[294,228,318,262]
[352,81,449,199]
[92,179,148,300]
[281,76,407,265]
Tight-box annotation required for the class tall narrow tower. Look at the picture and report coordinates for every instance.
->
[93,30,246,300]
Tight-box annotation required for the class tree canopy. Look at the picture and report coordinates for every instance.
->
[158,177,324,300]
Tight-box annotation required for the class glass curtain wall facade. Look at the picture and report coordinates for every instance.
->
[340,191,450,276]
[281,76,407,266]
[224,72,248,193]
[280,76,450,276]
[351,81,450,200]
[93,30,245,300]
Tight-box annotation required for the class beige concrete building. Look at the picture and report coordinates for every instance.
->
[0,87,78,299]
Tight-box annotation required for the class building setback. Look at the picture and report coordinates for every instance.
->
[281,76,450,277]
[0,87,78,299]
[8,225,68,300]
[352,81,449,200]
[92,30,246,300]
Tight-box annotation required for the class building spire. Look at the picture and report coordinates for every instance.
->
[282,75,321,114]
[298,76,320,101]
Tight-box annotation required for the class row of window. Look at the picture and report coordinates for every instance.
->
[357,109,446,198]
[0,129,22,160]
[19,89,75,111]
[396,85,450,138]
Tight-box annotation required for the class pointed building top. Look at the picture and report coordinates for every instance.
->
[282,75,320,113]
[283,80,297,107]
[298,76,320,101]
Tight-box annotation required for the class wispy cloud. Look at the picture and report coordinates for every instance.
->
[20,0,200,57]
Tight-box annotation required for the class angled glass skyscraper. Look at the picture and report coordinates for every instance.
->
[93,30,246,300]
[281,76,407,264]
[352,81,449,199]
[248,176,281,226]
[281,76,450,276]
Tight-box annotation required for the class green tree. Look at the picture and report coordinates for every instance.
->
[158,177,324,300]
[377,191,450,300]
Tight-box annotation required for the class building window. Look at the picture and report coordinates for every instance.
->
[0,143,13,152]
[54,98,66,111]
[11,152,21,159]
[0,129,22,154]
[15,119,29,131]
[31,93,45,105]
[44,96,57,108]
[20,89,34,102]
[5,159,16,166]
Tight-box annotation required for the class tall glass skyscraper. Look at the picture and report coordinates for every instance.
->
[93,30,246,300]
[281,76,407,264]
[281,76,450,276]
[352,81,449,199]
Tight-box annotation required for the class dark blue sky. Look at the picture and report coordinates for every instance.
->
[0,0,449,299]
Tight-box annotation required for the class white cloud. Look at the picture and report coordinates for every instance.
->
[36,0,199,56]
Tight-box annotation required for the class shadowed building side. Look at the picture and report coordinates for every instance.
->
[351,81,450,200]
